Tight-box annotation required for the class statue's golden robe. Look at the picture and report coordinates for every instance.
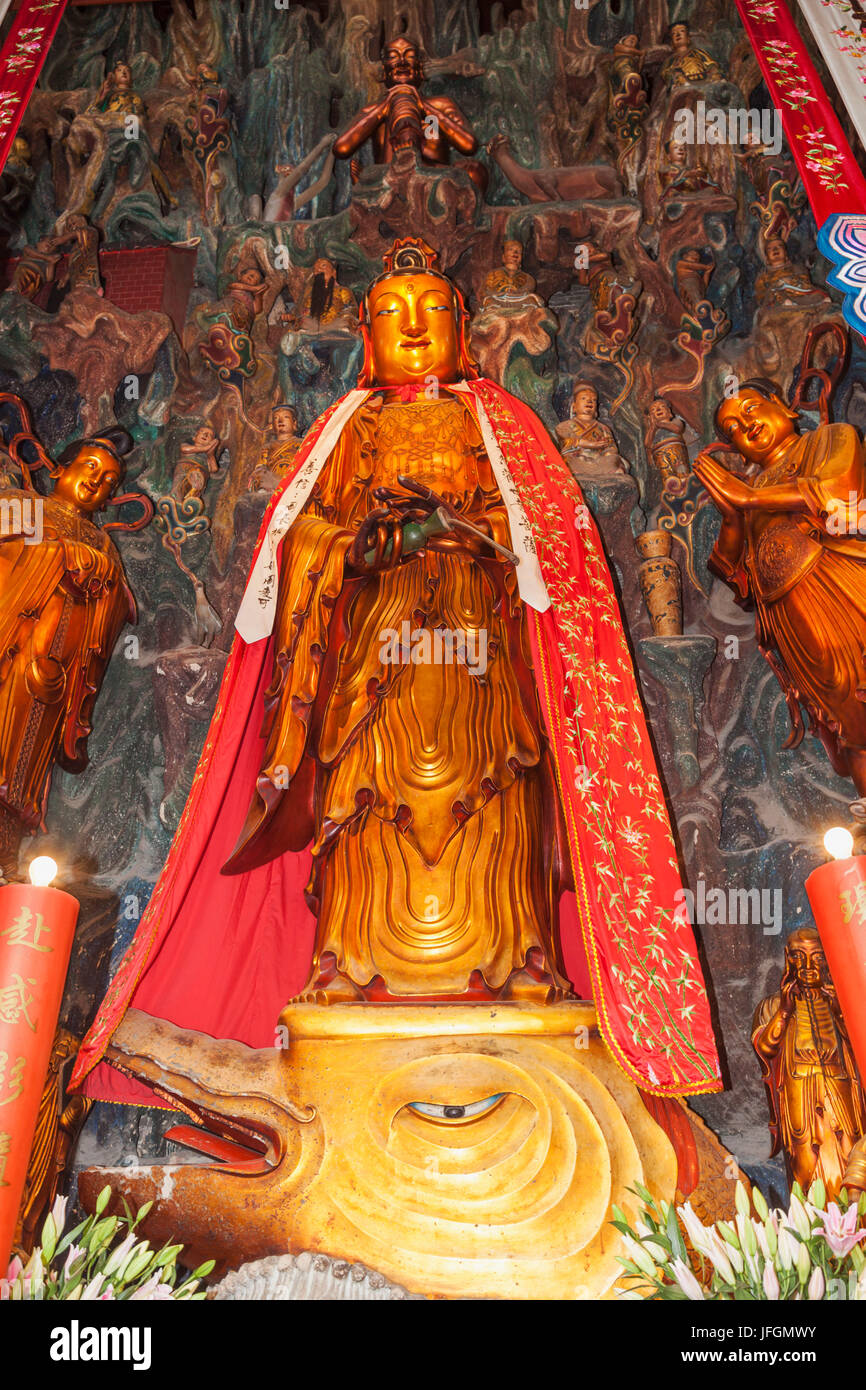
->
[710,422,866,757]
[230,395,568,995]
[753,991,866,1192]
[0,490,134,828]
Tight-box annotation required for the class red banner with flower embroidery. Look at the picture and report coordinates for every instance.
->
[0,0,66,175]
[734,0,866,226]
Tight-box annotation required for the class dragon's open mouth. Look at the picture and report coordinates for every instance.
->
[102,1008,314,1175]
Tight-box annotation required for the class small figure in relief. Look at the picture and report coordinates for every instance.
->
[556,382,628,478]
[660,21,722,88]
[285,258,358,333]
[755,237,832,309]
[249,406,302,492]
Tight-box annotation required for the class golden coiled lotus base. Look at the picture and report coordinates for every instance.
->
[80,1002,678,1299]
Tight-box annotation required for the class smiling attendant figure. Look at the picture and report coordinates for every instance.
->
[0,427,136,880]
[696,379,866,811]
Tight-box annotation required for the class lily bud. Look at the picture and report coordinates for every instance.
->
[808,1267,825,1300]
[752,1187,769,1222]
[762,1262,780,1300]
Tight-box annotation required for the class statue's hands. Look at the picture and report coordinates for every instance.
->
[391,476,490,555]
[386,83,423,113]
[347,503,424,574]
[779,966,797,1016]
[694,449,755,515]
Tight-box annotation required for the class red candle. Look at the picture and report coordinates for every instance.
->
[0,868,79,1273]
[805,849,866,1080]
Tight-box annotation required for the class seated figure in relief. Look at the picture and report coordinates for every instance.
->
[556,382,629,479]
[755,237,832,310]
[660,21,722,88]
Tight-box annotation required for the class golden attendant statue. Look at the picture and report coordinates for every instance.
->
[752,928,866,1197]
[0,412,141,878]
[695,368,866,811]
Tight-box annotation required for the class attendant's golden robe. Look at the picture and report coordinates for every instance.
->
[710,423,866,757]
[753,991,866,1192]
[234,395,568,995]
[0,491,134,826]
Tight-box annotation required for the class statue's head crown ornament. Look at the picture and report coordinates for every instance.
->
[358,237,479,385]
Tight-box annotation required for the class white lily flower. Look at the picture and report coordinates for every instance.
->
[671,1258,705,1300]
[776,1228,797,1271]
[50,1194,69,1232]
[787,1194,813,1242]
[677,1202,713,1257]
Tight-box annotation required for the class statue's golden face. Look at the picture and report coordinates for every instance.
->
[716,389,795,464]
[54,445,122,514]
[367,272,459,385]
[383,39,422,87]
[786,936,826,988]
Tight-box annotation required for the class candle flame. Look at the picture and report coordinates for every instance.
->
[28,856,58,887]
[823,827,854,861]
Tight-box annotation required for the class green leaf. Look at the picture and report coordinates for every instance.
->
[55,1219,89,1258]
[665,1203,687,1262]
[40,1213,58,1264]
[85,1215,118,1252]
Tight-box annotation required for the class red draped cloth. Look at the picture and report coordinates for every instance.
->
[72,381,721,1104]
[0,1,67,176]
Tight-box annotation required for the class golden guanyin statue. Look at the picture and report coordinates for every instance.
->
[695,353,866,812]
[75,238,720,1110]
[0,406,144,880]
[227,274,562,1002]
[752,928,866,1198]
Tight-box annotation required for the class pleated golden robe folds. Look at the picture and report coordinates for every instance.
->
[231,395,568,995]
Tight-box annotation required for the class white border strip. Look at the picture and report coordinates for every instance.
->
[797,0,866,158]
